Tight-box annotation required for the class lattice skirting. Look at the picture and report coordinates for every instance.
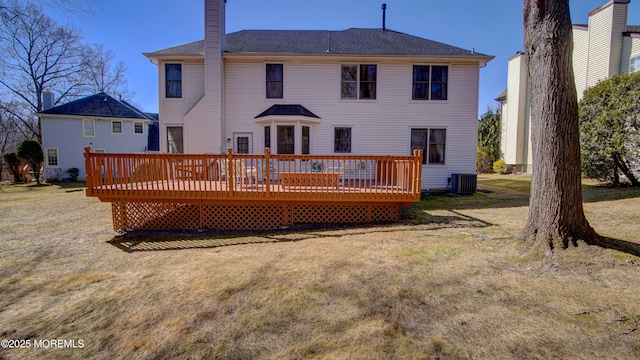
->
[111,200,402,232]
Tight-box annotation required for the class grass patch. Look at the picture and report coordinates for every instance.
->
[0,174,639,359]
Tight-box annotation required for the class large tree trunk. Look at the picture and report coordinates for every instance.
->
[521,0,598,252]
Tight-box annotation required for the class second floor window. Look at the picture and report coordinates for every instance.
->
[630,56,640,73]
[412,65,448,101]
[341,64,377,100]
[165,64,182,98]
[134,122,144,134]
[83,119,95,137]
[112,120,122,134]
[266,64,283,98]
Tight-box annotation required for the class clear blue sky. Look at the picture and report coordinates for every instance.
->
[48,0,640,116]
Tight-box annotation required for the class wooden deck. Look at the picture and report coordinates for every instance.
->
[84,147,423,231]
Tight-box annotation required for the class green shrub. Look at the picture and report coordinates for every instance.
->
[17,140,44,184]
[493,159,507,174]
[476,148,493,173]
[67,167,80,182]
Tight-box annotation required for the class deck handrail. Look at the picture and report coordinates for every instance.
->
[84,147,423,203]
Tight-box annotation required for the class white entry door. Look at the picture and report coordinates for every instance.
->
[233,133,253,154]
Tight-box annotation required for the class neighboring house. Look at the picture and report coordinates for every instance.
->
[497,0,640,172]
[37,92,157,181]
[142,0,493,190]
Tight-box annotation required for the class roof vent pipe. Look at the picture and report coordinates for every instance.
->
[382,3,387,31]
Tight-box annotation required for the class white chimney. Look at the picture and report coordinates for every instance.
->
[586,0,629,86]
[204,0,225,95]
[42,91,54,110]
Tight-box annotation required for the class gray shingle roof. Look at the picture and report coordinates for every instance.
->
[255,104,320,119]
[626,25,640,33]
[145,28,490,58]
[37,92,154,120]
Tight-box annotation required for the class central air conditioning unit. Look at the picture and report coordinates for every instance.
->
[451,174,477,194]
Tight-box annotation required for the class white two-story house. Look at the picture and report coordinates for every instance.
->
[497,0,640,173]
[143,0,493,190]
[38,92,157,181]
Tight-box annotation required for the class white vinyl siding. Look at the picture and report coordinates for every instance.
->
[159,61,204,116]
[622,36,640,74]
[573,28,590,99]
[223,59,480,188]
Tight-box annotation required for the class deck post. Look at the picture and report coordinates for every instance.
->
[226,148,234,195]
[84,147,93,196]
[265,147,271,197]
[412,150,423,197]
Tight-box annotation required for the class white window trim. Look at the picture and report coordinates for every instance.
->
[166,125,184,154]
[410,64,450,103]
[133,121,145,135]
[111,120,123,134]
[45,148,59,167]
[409,127,448,166]
[264,63,285,101]
[333,126,353,154]
[82,118,95,138]
[262,120,317,155]
[163,62,184,101]
[338,63,379,102]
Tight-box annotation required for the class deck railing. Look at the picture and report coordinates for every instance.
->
[84,147,423,203]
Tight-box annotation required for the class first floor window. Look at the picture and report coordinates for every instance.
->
[334,127,352,153]
[302,126,310,154]
[46,148,58,167]
[112,120,122,134]
[134,122,144,134]
[83,119,95,137]
[236,136,250,154]
[264,126,271,150]
[167,126,184,154]
[277,125,295,154]
[341,64,377,99]
[411,128,446,164]
[630,56,640,73]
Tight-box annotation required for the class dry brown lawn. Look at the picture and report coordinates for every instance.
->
[0,174,639,359]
